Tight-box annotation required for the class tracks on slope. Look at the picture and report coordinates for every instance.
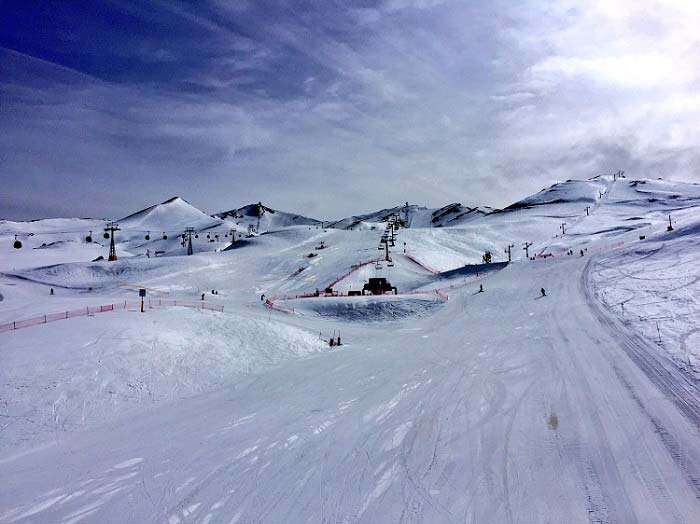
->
[582,256,700,497]
[582,257,700,427]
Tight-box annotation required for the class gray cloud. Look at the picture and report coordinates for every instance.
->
[1,0,698,221]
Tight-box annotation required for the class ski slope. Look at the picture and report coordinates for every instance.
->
[1,176,700,523]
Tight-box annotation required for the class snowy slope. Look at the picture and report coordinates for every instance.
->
[503,178,609,210]
[3,251,700,523]
[2,176,700,523]
[330,203,493,230]
[0,218,112,271]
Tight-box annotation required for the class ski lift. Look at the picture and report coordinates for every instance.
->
[85,231,93,243]
[145,231,150,240]
[206,234,211,239]
[195,234,199,239]
[13,234,22,249]
[103,231,110,239]
[162,232,168,240]
[387,259,394,267]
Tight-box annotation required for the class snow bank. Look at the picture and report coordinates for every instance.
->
[0,307,325,449]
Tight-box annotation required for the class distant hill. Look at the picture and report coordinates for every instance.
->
[119,197,222,232]
[329,203,494,229]
[214,202,321,231]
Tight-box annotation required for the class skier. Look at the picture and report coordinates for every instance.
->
[260,293,265,301]
[541,287,546,297]
[580,249,584,257]
[479,284,484,293]
[201,293,205,301]
[49,288,54,296]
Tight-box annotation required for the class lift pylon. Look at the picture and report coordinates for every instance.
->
[104,222,120,261]
[184,227,195,255]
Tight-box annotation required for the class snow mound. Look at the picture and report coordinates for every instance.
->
[7,257,193,290]
[0,307,326,449]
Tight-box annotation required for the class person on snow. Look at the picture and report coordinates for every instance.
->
[479,284,484,293]
[541,287,546,297]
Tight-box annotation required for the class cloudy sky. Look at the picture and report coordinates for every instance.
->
[2,0,699,220]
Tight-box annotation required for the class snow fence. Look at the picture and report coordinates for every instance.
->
[0,299,223,334]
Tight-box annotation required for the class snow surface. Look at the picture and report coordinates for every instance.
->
[2,176,700,523]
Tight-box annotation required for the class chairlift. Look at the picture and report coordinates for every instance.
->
[85,231,93,243]
[145,231,151,240]
[195,234,199,239]
[13,234,22,249]
[206,234,211,239]
[387,260,394,267]
[103,231,110,239]
[162,232,168,240]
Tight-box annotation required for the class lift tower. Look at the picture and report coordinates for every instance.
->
[184,227,195,255]
[505,243,514,262]
[104,222,120,261]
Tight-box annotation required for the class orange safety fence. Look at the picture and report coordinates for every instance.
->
[0,299,223,334]
[403,253,439,274]
[324,258,383,289]
[264,298,295,315]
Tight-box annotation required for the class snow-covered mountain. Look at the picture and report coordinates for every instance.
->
[215,202,321,231]
[502,178,609,211]
[329,202,494,229]
[119,196,222,233]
